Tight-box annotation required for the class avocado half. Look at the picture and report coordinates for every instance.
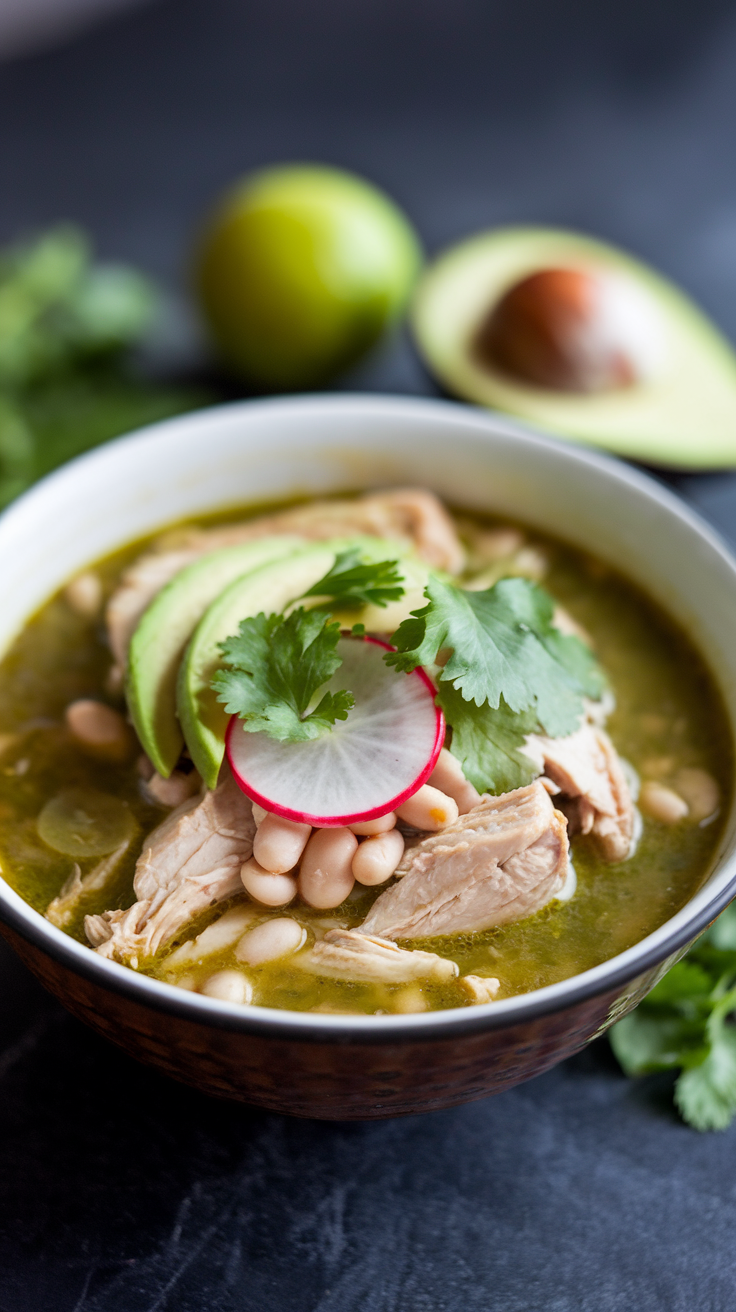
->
[412,226,736,469]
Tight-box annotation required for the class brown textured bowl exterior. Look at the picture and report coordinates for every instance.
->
[0,922,685,1119]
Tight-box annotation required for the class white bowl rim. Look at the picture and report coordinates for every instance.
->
[0,391,735,1044]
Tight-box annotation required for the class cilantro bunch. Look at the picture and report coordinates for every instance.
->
[611,902,736,1131]
[0,225,208,509]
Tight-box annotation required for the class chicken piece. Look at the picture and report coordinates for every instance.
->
[459,975,501,1004]
[85,771,255,965]
[361,782,569,940]
[296,928,458,984]
[45,838,133,930]
[524,723,635,862]
[142,767,201,809]
[105,489,464,665]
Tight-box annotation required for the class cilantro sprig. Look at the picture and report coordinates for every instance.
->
[303,548,405,609]
[211,553,605,781]
[210,552,405,745]
[386,575,606,793]
[212,607,355,742]
[611,903,736,1131]
[0,225,208,510]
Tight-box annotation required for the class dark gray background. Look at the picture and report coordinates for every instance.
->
[2,1,736,1308]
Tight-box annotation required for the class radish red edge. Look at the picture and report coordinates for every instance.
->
[225,635,445,827]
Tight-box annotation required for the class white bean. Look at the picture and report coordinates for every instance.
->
[254,812,311,873]
[673,768,720,822]
[64,571,103,618]
[640,781,688,824]
[200,970,253,1004]
[352,829,405,886]
[252,803,268,827]
[298,827,357,908]
[65,699,133,762]
[428,748,481,815]
[241,857,298,907]
[349,812,397,836]
[395,784,459,831]
[235,917,306,966]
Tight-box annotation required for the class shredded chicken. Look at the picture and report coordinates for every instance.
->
[361,781,569,940]
[295,928,458,984]
[85,772,255,965]
[524,723,635,862]
[45,838,133,930]
[105,488,465,665]
[142,768,201,809]
[459,975,501,1004]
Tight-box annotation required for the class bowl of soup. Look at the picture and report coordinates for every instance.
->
[0,394,733,1119]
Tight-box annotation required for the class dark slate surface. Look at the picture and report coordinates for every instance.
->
[2,2,736,1308]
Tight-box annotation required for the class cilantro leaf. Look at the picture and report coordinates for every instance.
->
[610,1011,709,1075]
[303,549,405,609]
[385,573,606,793]
[387,575,605,738]
[645,959,715,1007]
[706,900,736,951]
[438,686,539,795]
[675,1005,736,1132]
[211,607,354,743]
[610,910,736,1131]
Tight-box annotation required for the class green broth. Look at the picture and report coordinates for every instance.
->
[0,501,731,1014]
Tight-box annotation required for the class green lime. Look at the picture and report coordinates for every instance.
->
[194,164,422,389]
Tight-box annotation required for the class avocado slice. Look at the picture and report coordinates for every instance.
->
[412,226,736,469]
[178,536,421,789]
[127,536,303,777]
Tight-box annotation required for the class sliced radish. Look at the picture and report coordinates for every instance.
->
[226,635,444,827]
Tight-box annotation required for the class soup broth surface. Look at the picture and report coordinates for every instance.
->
[0,498,730,1015]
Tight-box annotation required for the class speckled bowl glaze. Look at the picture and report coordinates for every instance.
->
[0,395,735,1120]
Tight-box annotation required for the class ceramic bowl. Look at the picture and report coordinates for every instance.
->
[0,394,734,1120]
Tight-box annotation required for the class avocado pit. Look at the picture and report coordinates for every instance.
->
[474,266,664,394]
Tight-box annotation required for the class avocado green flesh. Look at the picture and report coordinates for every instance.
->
[126,536,304,778]
[177,536,419,789]
[412,226,736,469]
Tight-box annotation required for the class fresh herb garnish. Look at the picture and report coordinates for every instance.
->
[437,688,540,795]
[386,575,606,792]
[303,548,405,609]
[611,903,736,1131]
[211,553,404,743]
[212,607,354,743]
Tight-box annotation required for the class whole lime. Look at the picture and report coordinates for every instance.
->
[194,165,422,390]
